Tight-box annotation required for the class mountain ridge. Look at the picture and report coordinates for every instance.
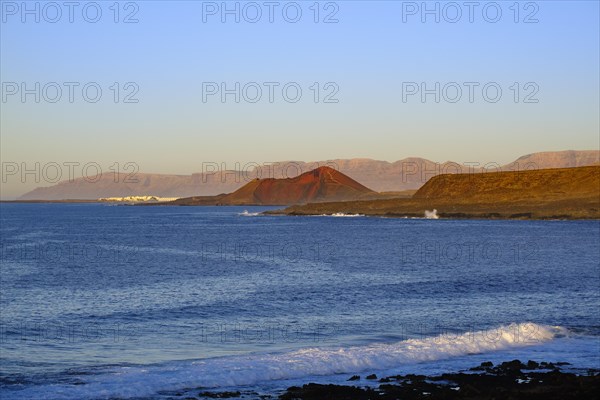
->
[16,150,600,200]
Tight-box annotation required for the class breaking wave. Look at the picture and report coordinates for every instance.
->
[323,213,365,217]
[425,209,439,219]
[1,322,564,399]
[238,210,261,217]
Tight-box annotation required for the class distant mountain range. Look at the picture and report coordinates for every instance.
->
[17,150,600,200]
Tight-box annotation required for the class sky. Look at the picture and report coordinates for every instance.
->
[1,0,599,198]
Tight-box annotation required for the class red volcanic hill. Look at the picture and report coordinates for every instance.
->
[173,166,375,206]
[221,166,375,205]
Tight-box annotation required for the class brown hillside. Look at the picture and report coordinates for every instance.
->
[220,166,374,205]
[272,166,600,219]
[414,166,600,202]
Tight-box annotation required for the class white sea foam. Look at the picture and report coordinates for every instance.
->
[238,210,261,217]
[3,323,565,400]
[324,213,364,217]
[425,209,439,219]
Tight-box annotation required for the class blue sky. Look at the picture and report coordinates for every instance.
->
[1,0,599,197]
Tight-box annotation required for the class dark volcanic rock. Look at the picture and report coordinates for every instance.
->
[278,360,600,400]
[279,383,376,400]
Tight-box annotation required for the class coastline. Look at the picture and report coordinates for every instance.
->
[2,200,599,220]
[0,199,101,203]
[275,360,599,400]
[178,360,600,399]
[264,197,600,220]
[5,166,599,219]
[266,165,600,220]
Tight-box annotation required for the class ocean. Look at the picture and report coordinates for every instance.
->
[1,203,599,399]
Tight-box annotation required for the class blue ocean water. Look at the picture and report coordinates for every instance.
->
[0,203,599,399]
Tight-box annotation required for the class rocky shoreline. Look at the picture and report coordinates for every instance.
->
[265,197,600,220]
[187,360,599,400]
[265,166,600,220]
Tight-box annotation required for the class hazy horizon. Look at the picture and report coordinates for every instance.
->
[2,1,599,198]
[2,148,599,200]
